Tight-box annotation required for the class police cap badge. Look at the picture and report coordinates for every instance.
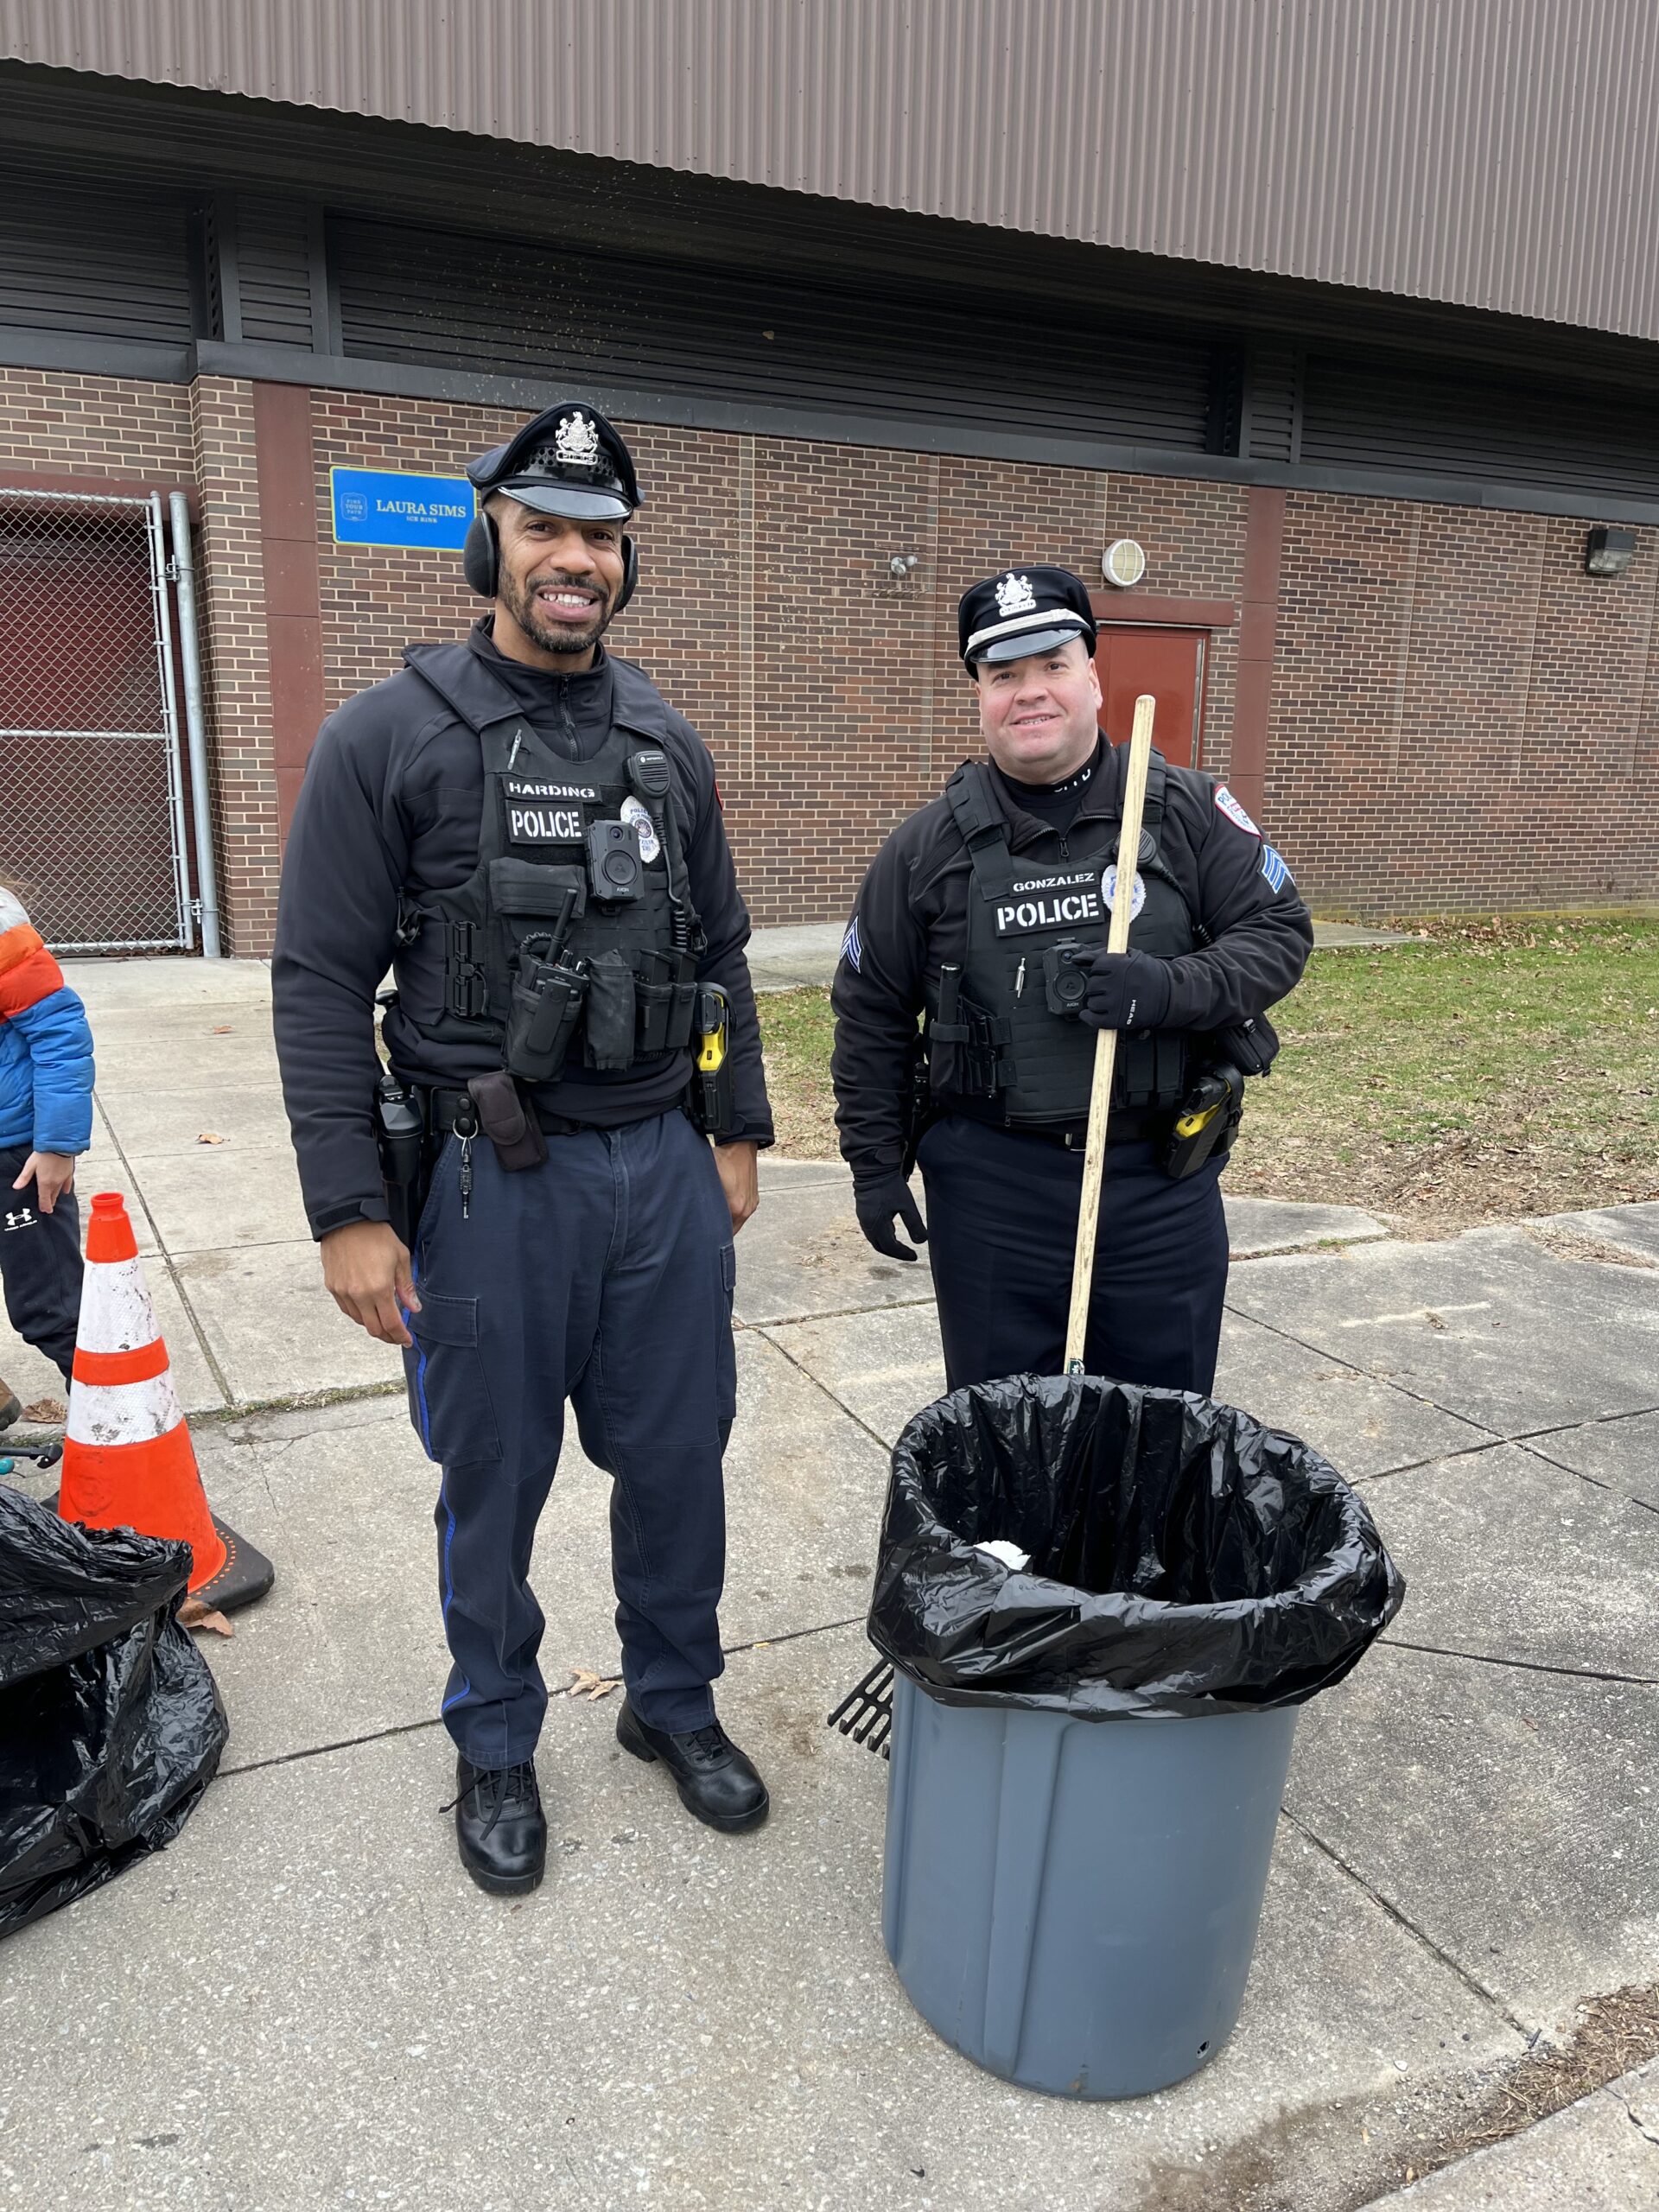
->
[958,564,1097,667]
[467,402,642,520]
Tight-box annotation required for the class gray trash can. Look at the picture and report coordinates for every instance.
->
[868,1374,1403,2101]
[884,1678,1297,2096]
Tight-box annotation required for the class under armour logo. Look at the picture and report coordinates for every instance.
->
[3,1208,35,1230]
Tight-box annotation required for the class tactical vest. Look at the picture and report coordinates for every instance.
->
[400,645,702,1079]
[929,755,1198,1126]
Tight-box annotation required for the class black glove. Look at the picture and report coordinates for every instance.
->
[1074,946,1173,1032]
[855,1173,928,1262]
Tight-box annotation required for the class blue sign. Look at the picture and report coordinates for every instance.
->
[330,467,474,550]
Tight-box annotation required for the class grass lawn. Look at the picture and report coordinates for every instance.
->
[756,914,1659,1235]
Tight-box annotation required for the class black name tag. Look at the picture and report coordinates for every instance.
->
[507,803,585,842]
[993,883,1103,936]
[504,779,597,801]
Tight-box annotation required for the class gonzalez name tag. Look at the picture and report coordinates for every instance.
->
[993,868,1103,937]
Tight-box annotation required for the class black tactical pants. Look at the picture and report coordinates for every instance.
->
[404,1109,736,1770]
[917,1116,1229,1394]
[0,1147,82,1386]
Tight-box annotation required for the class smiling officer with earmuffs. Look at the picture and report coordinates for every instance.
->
[273,403,774,1895]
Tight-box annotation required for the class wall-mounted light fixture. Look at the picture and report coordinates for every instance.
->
[888,553,919,577]
[1585,527,1636,577]
[1102,538,1147,588]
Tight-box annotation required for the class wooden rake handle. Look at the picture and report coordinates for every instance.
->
[1064,693,1157,1375]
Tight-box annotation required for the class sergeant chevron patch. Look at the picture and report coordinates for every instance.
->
[1260,843,1292,892]
[841,914,862,971]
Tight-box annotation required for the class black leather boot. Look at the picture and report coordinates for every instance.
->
[452,1756,546,1894]
[615,1700,769,1833]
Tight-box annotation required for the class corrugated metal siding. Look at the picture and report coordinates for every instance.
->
[1300,353,1659,499]
[0,162,194,343]
[4,1,1659,341]
[333,214,1219,447]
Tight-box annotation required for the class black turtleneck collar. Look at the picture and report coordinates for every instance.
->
[991,736,1105,831]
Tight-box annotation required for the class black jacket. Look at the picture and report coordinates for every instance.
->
[273,624,772,1239]
[830,745,1314,1180]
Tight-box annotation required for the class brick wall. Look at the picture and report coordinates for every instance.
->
[305,389,1250,928]
[1270,493,1659,912]
[3,367,1658,947]
[0,366,192,478]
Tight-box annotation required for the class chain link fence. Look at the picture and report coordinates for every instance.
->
[0,489,192,952]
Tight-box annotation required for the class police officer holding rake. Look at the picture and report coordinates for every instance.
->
[273,404,772,1896]
[832,565,1313,1393]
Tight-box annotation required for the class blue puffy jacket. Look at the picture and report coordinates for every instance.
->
[0,891,95,1155]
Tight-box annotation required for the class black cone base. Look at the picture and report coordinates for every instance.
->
[194,1515,275,1614]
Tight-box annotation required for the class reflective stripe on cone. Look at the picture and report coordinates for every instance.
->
[58,1192,228,1592]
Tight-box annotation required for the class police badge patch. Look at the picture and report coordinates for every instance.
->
[995,571,1037,617]
[841,914,862,971]
[620,795,662,864]
[1213,785,1261,837]
[1101,865,1147,919]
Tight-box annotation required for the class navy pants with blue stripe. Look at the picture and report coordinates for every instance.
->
[917,1116,1229,1394]
[404,1109,736,1770]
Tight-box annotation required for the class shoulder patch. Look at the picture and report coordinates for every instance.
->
[840,913,862,973]
[1260,843,1292,893]
[1214,785,1261,836]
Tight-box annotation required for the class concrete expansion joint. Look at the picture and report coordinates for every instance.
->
[1379,1634,1659,1692]
[1281,1808,1531,2041]
[1600,2075,1659,2145]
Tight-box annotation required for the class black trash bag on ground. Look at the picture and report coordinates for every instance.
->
[0,1485,229,1938]
[869,1376,1404,1718]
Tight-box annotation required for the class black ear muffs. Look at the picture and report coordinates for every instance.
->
[614,534,639,615]
[461,506,499,597]
[461,511,639,617]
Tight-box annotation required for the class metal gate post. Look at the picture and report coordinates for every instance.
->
[146,493,194,950]
[168,491,223,958]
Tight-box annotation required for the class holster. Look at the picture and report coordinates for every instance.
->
[900,1028,934,1178]
[1161,1065,1245,1181]
[688,982,736,1138]
[373,1073,429,1247]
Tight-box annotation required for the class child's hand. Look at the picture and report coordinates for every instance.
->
[15,1152,76,1212]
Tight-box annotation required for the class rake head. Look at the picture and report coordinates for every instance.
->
[827,1656,893,1758]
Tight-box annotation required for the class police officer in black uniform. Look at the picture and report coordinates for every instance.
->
[273,404,772,1896]
[831,565,1313,1394]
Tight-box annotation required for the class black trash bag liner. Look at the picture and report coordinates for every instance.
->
[0,1486,229,1939]
[869,1376,1404,1718]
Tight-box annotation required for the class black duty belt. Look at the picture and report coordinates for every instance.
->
[422,1084,591,1140]
[946,1102,1164,1147]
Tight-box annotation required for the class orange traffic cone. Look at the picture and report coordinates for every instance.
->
[58,1192,272,1615]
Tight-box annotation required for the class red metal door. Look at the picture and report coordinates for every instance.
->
[1094,626,1207,769]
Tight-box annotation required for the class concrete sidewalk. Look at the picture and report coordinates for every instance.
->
[3,957,1656,2212]
[747,916,1407,991]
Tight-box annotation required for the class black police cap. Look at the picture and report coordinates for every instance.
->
[958,564,1097,667]
[467,403,642,522]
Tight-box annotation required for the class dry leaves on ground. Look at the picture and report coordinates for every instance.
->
[178,1595,234,1637]
[567,1669,617,1700]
